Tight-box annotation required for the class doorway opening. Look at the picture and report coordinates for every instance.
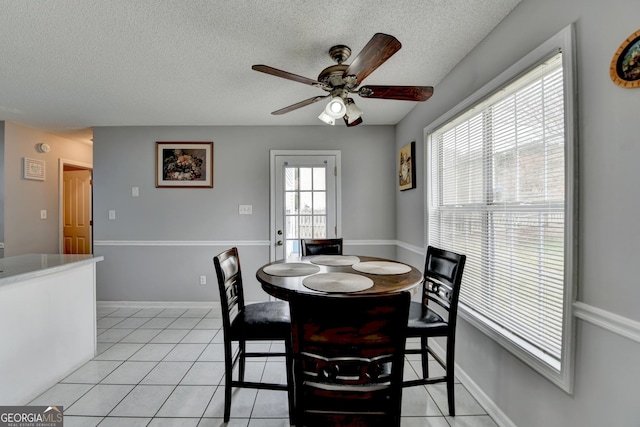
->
[270,150,341,261]
[58,159,93,254]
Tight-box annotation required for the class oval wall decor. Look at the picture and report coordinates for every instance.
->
[610,29,640,88]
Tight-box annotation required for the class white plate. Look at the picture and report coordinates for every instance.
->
[263,263,321,277]
[352,261,412,275]
[303,272,373,293]
[309,255,360,266]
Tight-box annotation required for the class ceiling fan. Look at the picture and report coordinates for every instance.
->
[252,33,433,127]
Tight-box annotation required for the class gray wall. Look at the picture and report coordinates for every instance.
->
[3,122,93,256]
[0,122,4,258]
[395,0,640,426]
[92,125,399,302]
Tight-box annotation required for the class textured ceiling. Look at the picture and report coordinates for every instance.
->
[0,0,520,142]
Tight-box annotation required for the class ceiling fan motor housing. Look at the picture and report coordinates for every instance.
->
[329,45,351,64]
[318,64,350,89]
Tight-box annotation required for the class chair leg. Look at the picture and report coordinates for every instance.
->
[446,339,456,416]
[238,340,246,382]
[421,336,430,379]
[285,339,296,425]
[447,373,455,416]
[223,343,233,422]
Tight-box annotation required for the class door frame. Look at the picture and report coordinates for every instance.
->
[58,158,93,254]
[269,150,342,261]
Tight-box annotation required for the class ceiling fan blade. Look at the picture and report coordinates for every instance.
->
[271,96,328,115]
[343,33,402,84]
[252,65,328,89]
[344,116,363,127]
[358,85,434,101]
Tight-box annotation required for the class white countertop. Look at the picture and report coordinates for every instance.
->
[0,254,104,287]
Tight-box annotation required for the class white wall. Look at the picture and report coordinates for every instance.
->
[92,125,400,302]
[3,122,93,256]
[395,0,640,426]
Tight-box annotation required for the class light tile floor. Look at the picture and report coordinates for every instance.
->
[29,305,498,427]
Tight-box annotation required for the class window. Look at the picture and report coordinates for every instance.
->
[425,26,576,392]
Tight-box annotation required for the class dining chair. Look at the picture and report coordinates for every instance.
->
[300,238,343,256]
[213,247,294,423]
[403,245,466,416]
[289,292,411,427]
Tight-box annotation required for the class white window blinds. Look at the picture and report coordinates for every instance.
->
[428,52,567,370]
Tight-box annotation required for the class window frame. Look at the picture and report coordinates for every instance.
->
[423,24,577,393]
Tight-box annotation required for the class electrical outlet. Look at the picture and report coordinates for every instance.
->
[132,187,139,197]
[200,275,207,285]
[109,210,116,220]
[40,210,47,219]
[239,205,252,215]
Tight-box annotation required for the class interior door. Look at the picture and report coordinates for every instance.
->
[63,169,92,254]
[271,152,340,260]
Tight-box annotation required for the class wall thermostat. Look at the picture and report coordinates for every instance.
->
[36,143,50,153]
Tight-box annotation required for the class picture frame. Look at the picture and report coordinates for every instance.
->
[156,142,214,188]
[24,157,46,181]
[610,28,640,88]
[398,141,416,191]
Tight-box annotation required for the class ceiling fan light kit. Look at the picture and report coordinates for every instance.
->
[252,33,434,127]
[318,111,336,126]
[325,97,346,118]
[345,98,363,124]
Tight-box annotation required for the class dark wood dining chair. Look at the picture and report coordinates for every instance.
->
[289,292,411,427]
[213,247,294,423]
[403,245,466,416]
[300,238,343,256]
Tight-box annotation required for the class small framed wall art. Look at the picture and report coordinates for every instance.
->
[156,142,214,188]
[24,158,46,181]
[398,141,416,191]
[610,28,640,88]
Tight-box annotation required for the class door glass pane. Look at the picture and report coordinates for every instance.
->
[285,216,298,239]
[313,192,326,214]
[285,167,297,191]
[313,216,327,238]
[299,216,313,238]
[299,192,312,214]
[314,168,326,190]
[281,164,331,258]
[299,168,312,190]
[285,192,298,215]
[285,240,298,259]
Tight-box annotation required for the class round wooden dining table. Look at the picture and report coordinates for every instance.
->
[256,254,423,300]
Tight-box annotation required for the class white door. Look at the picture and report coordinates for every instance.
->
[271,151,341,260]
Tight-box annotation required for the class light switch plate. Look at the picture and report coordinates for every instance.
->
[132,187,139,197]
[109,210,116,220]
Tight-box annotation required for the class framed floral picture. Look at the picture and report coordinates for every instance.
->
[399,141,416,191]
[156,142,213,188]
[610,28,640,88]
